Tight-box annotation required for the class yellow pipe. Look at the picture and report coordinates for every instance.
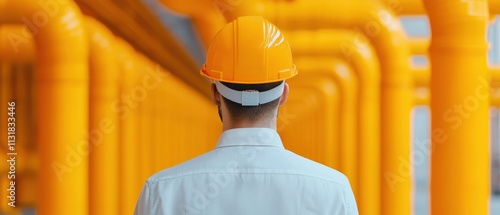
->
[116,38,140,214]
[85,16,120,215]
[409,37,430,55]
[294,57,358,192]
[382,0,500,15]
[492,88,500,106]
[424,1,490,214]
[0,29,37,207]
[0,63,16,214]
[492,0,500,14]
[157,69,169,171]
[383,0,500,16]
[0,25,35,63]
[224,1,413,213]
[412,66,429,88]
[380,0,426,15]
[13,63,36,208]
[134,52,153,187]
[412,67,500,106]
[159,0,227,49]
[280,72,341,170]
[0,0,89,214]
[491,67,500,88]
[413,88,500,106]
[285,29,381,215]
[413,66,500,88]
[413,87,429,105]
[151,68,161,173]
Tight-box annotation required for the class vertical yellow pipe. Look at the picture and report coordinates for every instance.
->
[85,16,120,215]
[0,28,36,210]
[424,1,490,214]
[134,53,152,186]
[0,63,16,214]
[157,70,168,171]
[13,63,36,208]
[0,0,89,214]
[151,74,160,173]
[116,39,139,214]
[286,30,381,215]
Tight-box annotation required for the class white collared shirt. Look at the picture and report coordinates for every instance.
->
[135,128,358,215]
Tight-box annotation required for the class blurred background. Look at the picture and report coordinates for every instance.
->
[0,0,498,214]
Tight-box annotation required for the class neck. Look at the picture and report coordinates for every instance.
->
[223,117,276,131]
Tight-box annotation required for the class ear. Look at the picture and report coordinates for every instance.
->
[211,83,221,105]
[279,82,289,106]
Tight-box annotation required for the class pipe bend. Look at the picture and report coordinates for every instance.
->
[0,0,88,76]
[0,24,35,62]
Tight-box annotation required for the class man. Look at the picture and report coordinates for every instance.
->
[135,16,358,215]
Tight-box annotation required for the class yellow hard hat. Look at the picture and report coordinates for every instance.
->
[200,16,298,84]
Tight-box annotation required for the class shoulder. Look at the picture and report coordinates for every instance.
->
[145,150,221,185]
[280,149,352,189]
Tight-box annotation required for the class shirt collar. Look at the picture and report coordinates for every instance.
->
[215,128,284,149]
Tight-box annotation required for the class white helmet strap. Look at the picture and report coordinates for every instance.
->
[214,81,285,106]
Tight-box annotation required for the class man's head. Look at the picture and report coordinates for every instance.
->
[201,16,297,129]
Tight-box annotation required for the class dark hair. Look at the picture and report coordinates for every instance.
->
[220,81,283,122]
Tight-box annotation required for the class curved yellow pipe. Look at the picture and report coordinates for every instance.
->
[380,0,426,15]
[115,38,140,214]
[424,1,490,214]
[285,29,381,215]
[160,0,227,49]
[0,25,35,63]
[294,57,358,193]
[280,70,341,170]
[0,0,89,214]
[223,1,413,213]
[85,16,120,215]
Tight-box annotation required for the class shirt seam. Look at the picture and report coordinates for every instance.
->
[149,170,351,190]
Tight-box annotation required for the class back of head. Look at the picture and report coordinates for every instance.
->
[200,16,298,122]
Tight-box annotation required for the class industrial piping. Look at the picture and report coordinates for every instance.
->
[285,29,381,215]
[85,16,120,215]
[0,0,89,214]
[294,56,358,190]
[424,0,490,214]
